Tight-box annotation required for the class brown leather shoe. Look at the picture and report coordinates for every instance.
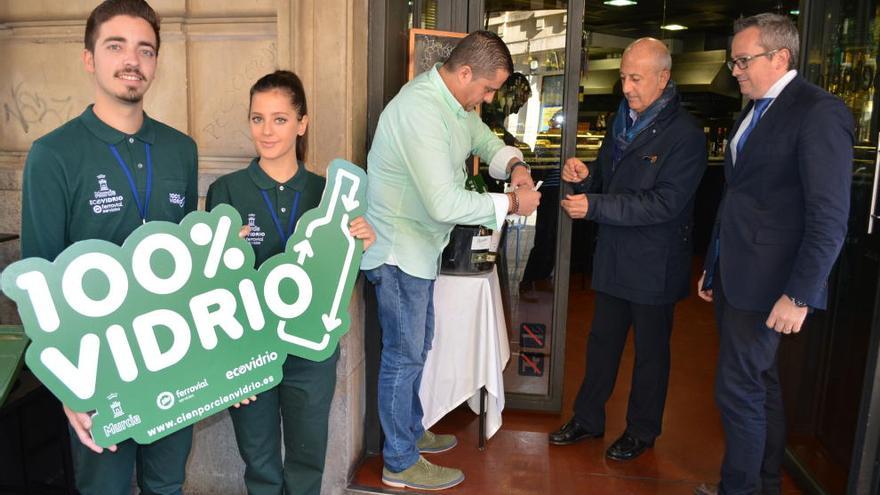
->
[694,482,718,495]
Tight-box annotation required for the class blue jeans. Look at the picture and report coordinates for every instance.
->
[363,264,435,473]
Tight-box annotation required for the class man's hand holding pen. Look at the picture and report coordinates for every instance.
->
[508,160,541,216]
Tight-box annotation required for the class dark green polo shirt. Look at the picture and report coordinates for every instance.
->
[206,158,325,267]
[21,105,199,261]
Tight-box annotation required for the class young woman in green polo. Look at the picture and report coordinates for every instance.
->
[206,70,374,495]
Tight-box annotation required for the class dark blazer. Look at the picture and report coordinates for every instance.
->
[577,94,707,305]
[703,75,853,312]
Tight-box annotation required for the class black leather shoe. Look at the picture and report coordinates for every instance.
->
[548,418,603,445]
[605,432,654,461]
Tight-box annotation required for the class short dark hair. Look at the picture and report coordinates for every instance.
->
[734,13,799,70]
[85,0,161,54]
[249,70,309,160]
[443,30,513,79]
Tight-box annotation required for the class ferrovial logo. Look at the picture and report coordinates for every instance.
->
[156,391,175,410]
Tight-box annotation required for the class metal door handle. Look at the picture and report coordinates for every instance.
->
[869,134,880,234]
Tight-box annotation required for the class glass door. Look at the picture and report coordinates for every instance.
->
[779,0,880,492]
[479,0,582,410]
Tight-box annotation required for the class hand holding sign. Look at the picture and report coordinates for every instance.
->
[2,159,367,447]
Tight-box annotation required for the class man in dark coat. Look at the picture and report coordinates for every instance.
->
[696,13,852,495]
[548,37,707,461]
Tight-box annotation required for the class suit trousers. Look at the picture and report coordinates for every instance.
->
[713,268,785,495]
[573,291,675,441]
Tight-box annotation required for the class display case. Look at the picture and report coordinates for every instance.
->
[779,1,880,493]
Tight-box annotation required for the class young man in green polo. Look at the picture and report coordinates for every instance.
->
[19,1,198,493]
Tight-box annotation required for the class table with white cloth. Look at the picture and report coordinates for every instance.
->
[418,267,511,446]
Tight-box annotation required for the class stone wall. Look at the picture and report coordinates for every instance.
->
[0,1,369,493]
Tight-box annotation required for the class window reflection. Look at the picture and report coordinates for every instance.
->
[481,6,568,396]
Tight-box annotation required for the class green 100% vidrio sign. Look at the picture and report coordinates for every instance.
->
[1,159,366,447]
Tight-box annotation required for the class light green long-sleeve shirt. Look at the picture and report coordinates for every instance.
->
[361,65,521,280]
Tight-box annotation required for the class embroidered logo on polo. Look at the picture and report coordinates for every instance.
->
[245,213,266,246]
[89,174,124,214]
[168,193,186,208]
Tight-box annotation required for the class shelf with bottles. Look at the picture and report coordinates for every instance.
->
[703,125,728,159]
[821,8,880,144]
[823,46,875,136]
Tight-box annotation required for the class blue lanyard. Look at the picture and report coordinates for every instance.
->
[260,189,301,243]
[109,142,152,223]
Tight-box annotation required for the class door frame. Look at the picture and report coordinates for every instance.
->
[782,1,880,492]
[366,0,588,423]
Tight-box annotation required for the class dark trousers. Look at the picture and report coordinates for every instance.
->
[70,424,192,495]
[713,270,785,495]
[573,291,675,441]
[229,351,339,495]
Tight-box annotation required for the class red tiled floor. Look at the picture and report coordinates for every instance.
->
[351,262,804,494]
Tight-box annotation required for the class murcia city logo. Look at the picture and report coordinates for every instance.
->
[108,392,125,418]
[89,174,124,214]
[245,213,266,246]
[104,392,142,437]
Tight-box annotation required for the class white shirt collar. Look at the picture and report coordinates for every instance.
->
[760,69,798,99]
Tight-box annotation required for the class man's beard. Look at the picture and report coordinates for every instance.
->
[115,69,146,103]
[118,88,144,103]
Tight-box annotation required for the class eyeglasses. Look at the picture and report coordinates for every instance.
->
[726,49,780,71]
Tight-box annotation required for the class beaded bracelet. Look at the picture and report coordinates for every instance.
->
[507,191,520,214]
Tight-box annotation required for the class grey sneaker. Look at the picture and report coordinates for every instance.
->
[382,456,465,491]
[417,430,458,453]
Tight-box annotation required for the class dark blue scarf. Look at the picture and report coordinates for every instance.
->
[611,80,678,165]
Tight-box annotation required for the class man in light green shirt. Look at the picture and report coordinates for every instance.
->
[361,30,540,491]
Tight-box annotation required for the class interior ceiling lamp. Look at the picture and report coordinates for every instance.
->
[603,0,637,6]
[660,23,688,31]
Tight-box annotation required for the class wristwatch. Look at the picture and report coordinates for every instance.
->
[787,295,808,308]
[508,160,530,175]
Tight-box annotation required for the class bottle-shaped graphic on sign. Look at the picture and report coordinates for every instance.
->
[256,159,366,361]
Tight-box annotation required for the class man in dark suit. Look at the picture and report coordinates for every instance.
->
[548,38,707,461]
[696,13,852,495]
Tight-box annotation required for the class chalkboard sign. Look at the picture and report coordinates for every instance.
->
[408,28,467,80]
